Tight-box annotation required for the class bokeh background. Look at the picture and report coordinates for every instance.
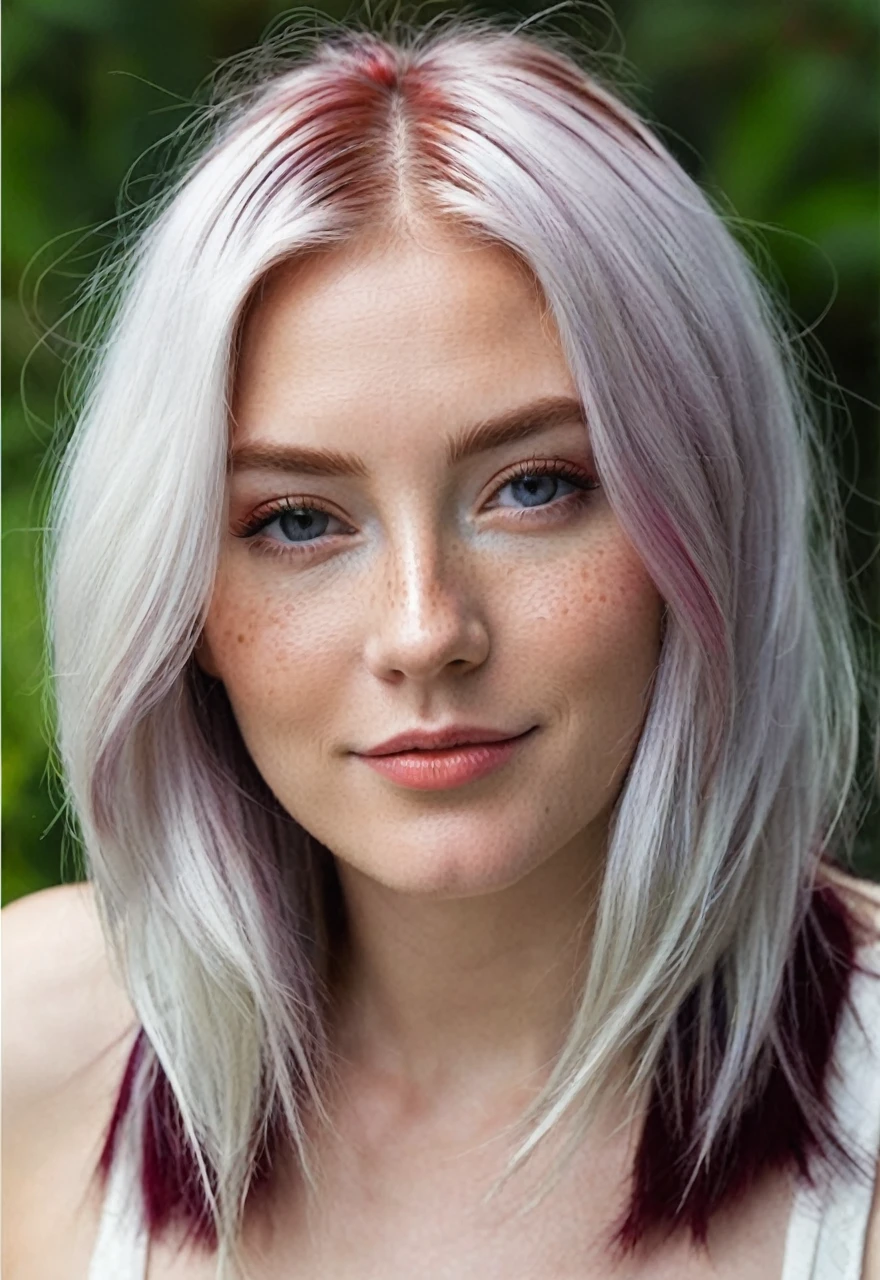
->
[3,0,879,904]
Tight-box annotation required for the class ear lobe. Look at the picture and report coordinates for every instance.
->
[193,631,221,679]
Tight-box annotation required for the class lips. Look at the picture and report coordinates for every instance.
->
[359,725,534,757]
[356,728,538,790]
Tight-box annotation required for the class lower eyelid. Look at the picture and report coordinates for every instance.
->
[246,489,594,559]
[240,470,599,555]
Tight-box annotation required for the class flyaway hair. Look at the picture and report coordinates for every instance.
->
[43,12,879,1278]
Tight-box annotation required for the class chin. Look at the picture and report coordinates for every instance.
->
[334,835,548,899]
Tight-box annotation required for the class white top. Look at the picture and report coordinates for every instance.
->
[88,943,880,1280]
[781,938,880,1280]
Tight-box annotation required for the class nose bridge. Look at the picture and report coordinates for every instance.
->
[366,506,487,678]
[386,510,466,629]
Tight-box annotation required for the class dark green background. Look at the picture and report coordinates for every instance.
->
[3,0,879,904]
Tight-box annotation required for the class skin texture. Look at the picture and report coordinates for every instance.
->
[197,223,665,1105]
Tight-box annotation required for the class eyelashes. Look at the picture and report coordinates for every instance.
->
[233,456,601,562]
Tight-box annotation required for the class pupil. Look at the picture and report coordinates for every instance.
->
[515,475,556,506]
[279,508,328,541]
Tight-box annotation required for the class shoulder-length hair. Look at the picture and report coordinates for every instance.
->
[44,13,879,1279]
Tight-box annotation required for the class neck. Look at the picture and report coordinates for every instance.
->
[328,825,605,1103]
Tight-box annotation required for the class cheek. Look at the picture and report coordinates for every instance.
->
[519,535,663,811]
[203,568,371,845]
[520,533,664,790]
[200,566,354,746]
[523,535,663,682]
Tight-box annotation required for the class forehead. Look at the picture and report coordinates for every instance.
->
[243,225,547,342]
[230,231,576,452]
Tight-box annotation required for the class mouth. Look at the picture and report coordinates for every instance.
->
[355,726,539,790]
[388,728,536,755]
[359,724,538,757]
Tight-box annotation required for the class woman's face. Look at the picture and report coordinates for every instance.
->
[198,228,664,898]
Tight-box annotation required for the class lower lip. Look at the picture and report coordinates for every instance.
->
[357,728,538,791]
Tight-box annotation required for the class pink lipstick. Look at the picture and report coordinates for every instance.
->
[356,727,538,791]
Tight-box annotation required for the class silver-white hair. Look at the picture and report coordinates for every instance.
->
[44,13,876,1278]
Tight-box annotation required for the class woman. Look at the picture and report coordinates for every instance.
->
[3,14,880,1280]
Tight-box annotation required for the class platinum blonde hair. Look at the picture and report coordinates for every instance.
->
[44,11,876,1277]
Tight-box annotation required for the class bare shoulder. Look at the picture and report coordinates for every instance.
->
[2,883,142,1278]
[2,881,138,1112]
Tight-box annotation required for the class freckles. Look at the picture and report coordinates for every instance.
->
[229,617,258,650]
[562,545,659,648]
[573,554,608,613]
[215,620,248,655]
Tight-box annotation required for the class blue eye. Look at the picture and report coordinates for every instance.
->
[236,458,600,560]
[496,466,584,509]
[273,507,340,543]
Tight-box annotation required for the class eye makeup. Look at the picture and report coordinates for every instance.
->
[232,455,601,562]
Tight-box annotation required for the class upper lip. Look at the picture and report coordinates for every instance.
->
[358,725,534,756]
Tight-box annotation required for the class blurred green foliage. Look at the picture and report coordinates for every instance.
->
[3,0,878,904]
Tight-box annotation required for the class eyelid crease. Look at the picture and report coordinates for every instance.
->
[232,455,600,554]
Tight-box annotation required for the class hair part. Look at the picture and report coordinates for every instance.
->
[44,11,879,1278]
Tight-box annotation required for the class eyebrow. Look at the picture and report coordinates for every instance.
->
[228,394,588,477]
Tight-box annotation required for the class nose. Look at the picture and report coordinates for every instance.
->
[362,533,490,684]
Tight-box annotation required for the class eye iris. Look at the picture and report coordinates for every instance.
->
[512,474,560,507]
[260,469,580,548]
[278,508,330,541]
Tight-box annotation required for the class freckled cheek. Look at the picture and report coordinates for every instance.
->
[523,543,662,665]
[526,548,662,770]
[202,589,263,672]
[203,576,347,712]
